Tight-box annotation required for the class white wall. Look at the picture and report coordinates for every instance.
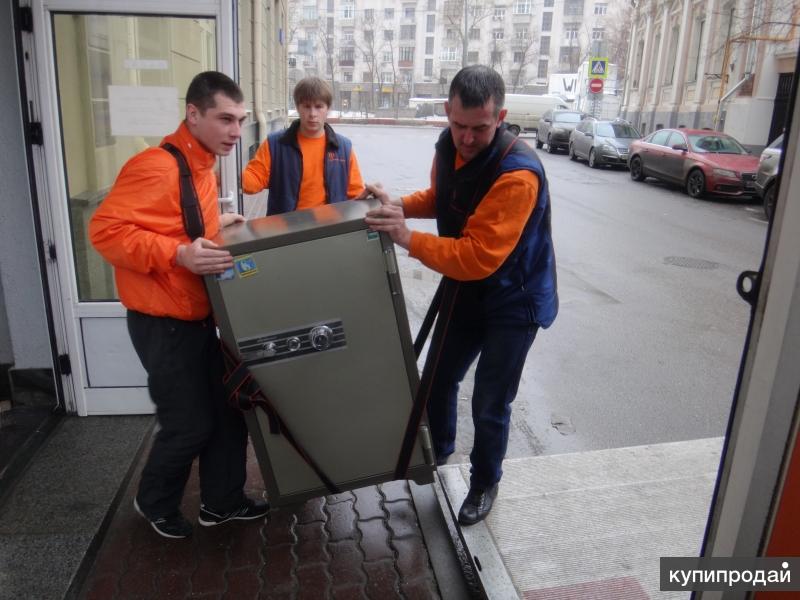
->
[0,3,52,370]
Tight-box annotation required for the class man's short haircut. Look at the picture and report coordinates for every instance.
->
[186,71,244,113]
[293,77,333,107]
[448,65,505,116]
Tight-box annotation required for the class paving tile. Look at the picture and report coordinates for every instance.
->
[326,499,357,542]
[265,509,297,546]
[326,491,355,505]
[157,539,197,572]
[295,520,330,564]
[295,496,326,524]
[400,576,441,599]
[229,522,265,568]
[153,569,192,599]
[393,537,432,580]
[352,487,385,521]
[385,500,421,540]
[116,566,157,598]
[261,543,297,589]
[296,562,332,599]
[331,583,369,600]
[363,559,400,597]
[357,519,394,562]
[223,567,262,600]
[192,553,228,595]
[379,480,410,503]
[328,540,367,587]
[83,573,118,600]
[259,586,296,600]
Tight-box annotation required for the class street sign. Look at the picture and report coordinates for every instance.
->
[589,78,604,94]
[589,57,609,79]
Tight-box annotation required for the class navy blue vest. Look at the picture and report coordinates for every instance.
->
[434,126,558,327]
[265,121,352,215]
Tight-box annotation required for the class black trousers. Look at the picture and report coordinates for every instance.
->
[128,310,248,518]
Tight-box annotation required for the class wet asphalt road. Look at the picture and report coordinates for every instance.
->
[336,124,769,461]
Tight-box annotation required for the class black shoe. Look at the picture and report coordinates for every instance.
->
[457,484,499,526]
[198,495,269,527]
[133,497,193,539]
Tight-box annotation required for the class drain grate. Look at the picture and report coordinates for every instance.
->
[664,256,720,270]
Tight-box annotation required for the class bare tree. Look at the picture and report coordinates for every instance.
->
[443,0,495,67]
[316,22,338,103]
[355,14,383,114]
[604,2,634,83]
[508,28,539,92]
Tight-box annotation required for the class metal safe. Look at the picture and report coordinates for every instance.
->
[206,200,435,508]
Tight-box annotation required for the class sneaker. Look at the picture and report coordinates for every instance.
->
[133,497,193,539]
[198,496,269,527]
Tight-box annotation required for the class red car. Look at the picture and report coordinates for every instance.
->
[627,128,760,198]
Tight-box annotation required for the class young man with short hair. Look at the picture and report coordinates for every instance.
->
[364,65,558,525]
[90,71,268,539]
[242,76,365,213]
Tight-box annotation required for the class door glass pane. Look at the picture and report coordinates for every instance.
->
[52,14,216,301]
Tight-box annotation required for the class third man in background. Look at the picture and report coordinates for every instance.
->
[242,76,365,214]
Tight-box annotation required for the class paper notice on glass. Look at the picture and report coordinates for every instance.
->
[109,85,178,137]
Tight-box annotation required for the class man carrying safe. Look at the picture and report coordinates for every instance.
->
[90,72,267,539]
[364,65,558,525]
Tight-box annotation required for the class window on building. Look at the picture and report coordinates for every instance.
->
[343,30,354,42]
[469,28,481,40]
[383,51,393,62]
[327,0,333,11]
[381,72,393,83]
[542,12,553,31]
[564,0,584,16]
[428,0,436,10]
[491,50,503,63]
[384,8,394,19]
[559,45,579,66]
[664,25,679,84]
[468,50,479,63]
[401,25,416,39]
[648,33,660,87]
[303,5,317,20]
[540,36,550,54]
[425,58,434,75]
[340,47,354,61]
[686,18,706,82]
[544,0,554,6]
[632,39,644,87]
[384,29,394,40]
[538,59,548,78]
[494,7,506,20]
[363,71,373,82]
[364,30,374,42]
[712,4,733,75]
[364,8,374,22]
[404,6,416,19]
[592,28,604,40]
[427,14,435,32]
[513,0,531,15]
[426,37,435,53]
[565,25,579,40]
[342,1,354,20]
[441,46,457,61]
[343,71,353,82]
[515,27,529,39]
[327,17,334,33]
[513,51,525,63]
[400,47,414,61]
[494,30,505,40]
[594,3,607,14]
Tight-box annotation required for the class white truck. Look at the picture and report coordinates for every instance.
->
[503,94,569,135]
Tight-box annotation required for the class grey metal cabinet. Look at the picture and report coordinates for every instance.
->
[206,200,435,508]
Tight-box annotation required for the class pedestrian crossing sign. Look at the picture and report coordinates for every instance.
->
[590,58,609,79]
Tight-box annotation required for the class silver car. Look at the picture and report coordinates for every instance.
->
[569,119,642,168]
[754,134,783,219]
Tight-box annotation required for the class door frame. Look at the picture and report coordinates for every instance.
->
[20,0,237,415]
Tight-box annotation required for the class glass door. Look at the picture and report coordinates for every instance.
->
[24,0,235,415]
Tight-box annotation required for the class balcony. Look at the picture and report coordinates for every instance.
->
[399,60,414,68]
[339,59,355,67]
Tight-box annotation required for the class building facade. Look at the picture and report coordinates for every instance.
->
[288,0,628,112]
[621,0,798,146]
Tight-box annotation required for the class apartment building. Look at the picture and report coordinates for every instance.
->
[288,0,627,112]
[621,0,798,146]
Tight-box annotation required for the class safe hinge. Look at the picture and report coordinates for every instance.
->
[47,241,57,262]
[29,121,43,145]
[17,6,33,33]
[57,354,71,376]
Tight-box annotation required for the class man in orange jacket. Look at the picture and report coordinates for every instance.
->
[90,72,268,539]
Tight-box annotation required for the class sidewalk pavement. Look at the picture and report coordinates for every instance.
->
[78,440,443,600]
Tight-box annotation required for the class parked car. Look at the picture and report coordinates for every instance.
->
[627,128,760,198]
[569,118,642,168]
[536,109,585,154]
[754,134,784,220]
[504,94,569,135]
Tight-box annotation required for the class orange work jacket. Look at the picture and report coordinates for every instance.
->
[89,122,220,320]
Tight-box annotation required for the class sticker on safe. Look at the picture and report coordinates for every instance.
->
[216,267,236,281]
[234,255,258,278]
